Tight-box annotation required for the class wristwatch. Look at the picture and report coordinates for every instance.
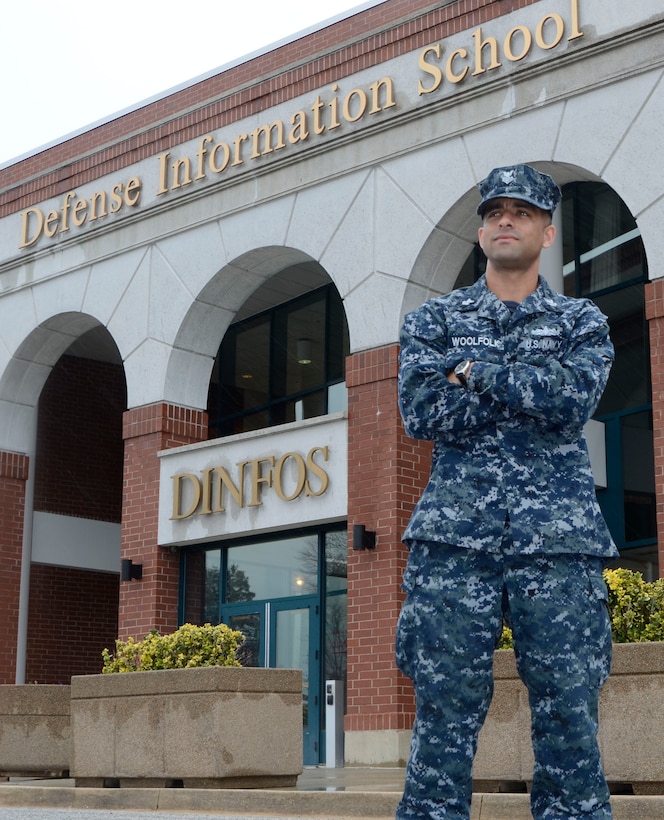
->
[454,359,473,386]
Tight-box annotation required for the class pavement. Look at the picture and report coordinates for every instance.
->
[2,769,664,819]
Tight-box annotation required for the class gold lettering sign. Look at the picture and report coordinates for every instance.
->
[19,178,142,249]
[170,446,331,520]
[17,0,584,249]
[417,0,582,95]
[156,78,396,196]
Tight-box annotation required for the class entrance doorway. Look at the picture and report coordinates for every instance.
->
[224,597,320,762]
[180,526,347,766]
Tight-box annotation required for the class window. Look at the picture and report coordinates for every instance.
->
[563,184,654,563]
[562,182,647,298]
[208,284,349,438]
[181,527,347,620]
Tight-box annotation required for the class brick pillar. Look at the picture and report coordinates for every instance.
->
[646,279,664,578]
[0,451,29,683]
[344,345,432,764]
[119,403,207,640]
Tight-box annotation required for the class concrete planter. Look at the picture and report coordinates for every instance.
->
[0,684,70,777]
[70,667,303,788]
[475,642,664,795]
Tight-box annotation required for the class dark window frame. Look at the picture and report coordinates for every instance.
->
[208,284,349,438]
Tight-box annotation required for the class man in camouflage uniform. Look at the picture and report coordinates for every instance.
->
[395,164,617,820]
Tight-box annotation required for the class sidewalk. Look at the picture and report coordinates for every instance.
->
[2,768,664,819]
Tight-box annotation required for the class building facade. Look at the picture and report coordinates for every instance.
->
[1,0,663,766]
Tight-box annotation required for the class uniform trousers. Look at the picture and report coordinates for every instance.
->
[395,541,613,820]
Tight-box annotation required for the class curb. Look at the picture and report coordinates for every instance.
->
[1,786,664,819]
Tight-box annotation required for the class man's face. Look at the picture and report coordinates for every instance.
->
[477,198,556,272]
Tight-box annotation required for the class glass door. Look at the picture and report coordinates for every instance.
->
[270,598,320,764]
[221,597,321,764]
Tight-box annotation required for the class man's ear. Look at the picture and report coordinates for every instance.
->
[542,223,557,249]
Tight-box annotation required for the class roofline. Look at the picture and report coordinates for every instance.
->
[0,0,387,171]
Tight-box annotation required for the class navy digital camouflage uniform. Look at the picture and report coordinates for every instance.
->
[396,167,618,820]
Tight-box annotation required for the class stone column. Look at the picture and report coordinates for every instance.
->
[539,206,564,293]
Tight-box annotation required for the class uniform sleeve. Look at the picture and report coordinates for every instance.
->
[398,306,505,439]
[467,303,613,430]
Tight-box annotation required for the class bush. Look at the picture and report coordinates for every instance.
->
[604,567,664,643]
[498,624,514,650]
[102,622,245,673]
[498,568,664,649]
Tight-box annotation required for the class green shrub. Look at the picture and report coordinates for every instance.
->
[102,622,244,673]
[498,568,664,650]
[604,567,664,643]
[498,624,514,649]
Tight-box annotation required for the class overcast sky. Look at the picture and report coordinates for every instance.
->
[1,0,383,167]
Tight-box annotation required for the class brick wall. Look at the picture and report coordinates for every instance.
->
[345,345,432,732]
[645,279,664,578]
[34,354,126,522]
[119,403,208,640]
[0,0,540,215]
[21,354,127,681]
[25,564,119,683]
[0,452,29,683]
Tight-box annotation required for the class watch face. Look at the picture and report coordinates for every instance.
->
[454,360,470,384]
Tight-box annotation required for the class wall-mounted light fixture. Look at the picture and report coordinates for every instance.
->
[352,524,376,551]
[297,338,312,365]
[120,558,143,581]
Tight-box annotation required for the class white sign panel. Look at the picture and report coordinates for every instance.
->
[158,413,347,546]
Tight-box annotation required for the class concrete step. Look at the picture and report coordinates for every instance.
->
[1,783,664,819]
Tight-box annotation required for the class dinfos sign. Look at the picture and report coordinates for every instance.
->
[157,415,348,546]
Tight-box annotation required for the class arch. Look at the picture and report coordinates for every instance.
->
[399,162,611,319]
[0,314,126,683]
[163,246,335,411]
[0,313,123,453]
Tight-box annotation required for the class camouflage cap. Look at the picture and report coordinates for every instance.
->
[476,164,561,216]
